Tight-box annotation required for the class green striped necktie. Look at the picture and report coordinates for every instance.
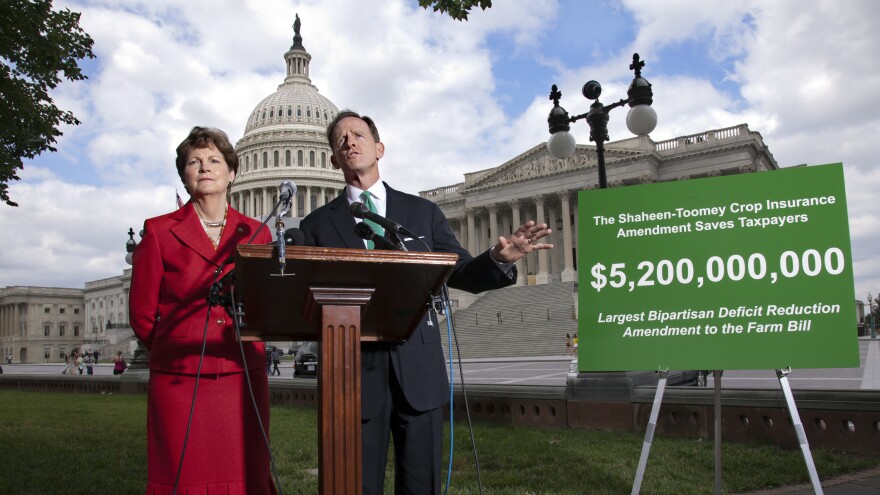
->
[360,191,384,249]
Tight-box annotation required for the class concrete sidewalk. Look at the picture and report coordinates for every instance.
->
[732,464,880,494]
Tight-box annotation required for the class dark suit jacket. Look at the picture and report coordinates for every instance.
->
[129,203,271,374]
[299,183,516,418]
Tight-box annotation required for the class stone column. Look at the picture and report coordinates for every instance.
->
[548,202,560,278]
[534,195,549,285]
[457,216,468,253]
[508,200,525,286]
[466,208,476,255]
[265,187,273,217]
[559,191,576,282]
[13,304,20,340]
[487,204,498,249]
[304,186,312,215]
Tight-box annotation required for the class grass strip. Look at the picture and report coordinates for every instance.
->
[0,389,875,494]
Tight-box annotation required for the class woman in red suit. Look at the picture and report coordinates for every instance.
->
[130,126,276,494]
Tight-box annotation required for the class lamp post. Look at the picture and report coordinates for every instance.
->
[869,292,877,339]
[124,228,150,370]
[546,53,658,189]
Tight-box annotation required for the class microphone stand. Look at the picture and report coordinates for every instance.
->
[275,215,287,274]
[205,193,293,314]
[385,229,408,251]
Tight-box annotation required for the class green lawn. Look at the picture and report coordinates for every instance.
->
[0,389,875,494]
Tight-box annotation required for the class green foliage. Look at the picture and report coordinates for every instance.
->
[419,0,493,21]
[0,0,95,207]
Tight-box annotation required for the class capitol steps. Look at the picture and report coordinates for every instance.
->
[439,282,579,359]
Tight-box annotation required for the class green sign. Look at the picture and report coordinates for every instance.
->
[578,163,859,371]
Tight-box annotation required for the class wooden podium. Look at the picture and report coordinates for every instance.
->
[234,244,458,495]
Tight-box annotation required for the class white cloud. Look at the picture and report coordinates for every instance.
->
[3,0,879,305]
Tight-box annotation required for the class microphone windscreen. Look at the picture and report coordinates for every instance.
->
[284,228,306,246]
[350,201,368,219]
[354,222,374,240]
[279,180,297,201]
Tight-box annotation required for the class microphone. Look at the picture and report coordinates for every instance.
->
[279,180,297,202]
[283,227,306,246]
[349,202,416,237]
[278,180,297,217]
[354,222,399,250]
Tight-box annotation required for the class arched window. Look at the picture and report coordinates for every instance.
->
[285,150,291,166]
[287,106,292,117]
[321,152,326,168]
[306,107,311,118]
[244,154,249,172]
[297,192,305,212]
[309,150,315,167]
[273,150,279,167]
[262,152,268,169]
[297,150,303,167]
[296,106,302,118]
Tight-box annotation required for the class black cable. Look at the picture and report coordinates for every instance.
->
[409,235,485,495]
[442,283,485,495]
[228,285,285,494]
[171,268,220,495]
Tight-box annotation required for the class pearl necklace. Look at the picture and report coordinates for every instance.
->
[194,203,228,249]
[194,203,228,227]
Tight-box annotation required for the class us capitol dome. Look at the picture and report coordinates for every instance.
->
[230,15,343,219]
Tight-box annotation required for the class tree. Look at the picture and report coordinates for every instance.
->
[0,0,94,207]
[419,0,493,21]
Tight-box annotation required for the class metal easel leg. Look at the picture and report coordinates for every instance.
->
[776,368,824,495]
[714,370,722,495]
[631,369,668,495]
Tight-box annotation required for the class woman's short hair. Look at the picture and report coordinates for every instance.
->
[175,126,239,182]
[326,110,381,149]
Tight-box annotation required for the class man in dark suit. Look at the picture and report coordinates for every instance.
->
[299,110,553,495]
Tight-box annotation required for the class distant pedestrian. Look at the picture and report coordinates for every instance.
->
[92,350,100,363]
[83,352,94,375]
[271,349,281,376]
[112,351,127,375]
[61,351,77,375]
[572,333,579,352]
[6,353,11,364]
[266,349,273,376]
[565,334,572,355]
[76,352,84,375]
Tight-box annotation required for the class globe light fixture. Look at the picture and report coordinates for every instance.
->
[125,227,137,265]
[123,227,150,369]
[546,53,657,189]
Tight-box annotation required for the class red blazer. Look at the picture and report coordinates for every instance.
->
[129,203,271,374]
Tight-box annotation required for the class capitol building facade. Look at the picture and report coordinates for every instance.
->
[229,16,346,220]
[422,125,778,308]
[0,17,781,362]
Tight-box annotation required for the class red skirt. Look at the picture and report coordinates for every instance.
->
[145,370,277,495]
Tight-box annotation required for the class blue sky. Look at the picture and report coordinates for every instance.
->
[2,0,879,306]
